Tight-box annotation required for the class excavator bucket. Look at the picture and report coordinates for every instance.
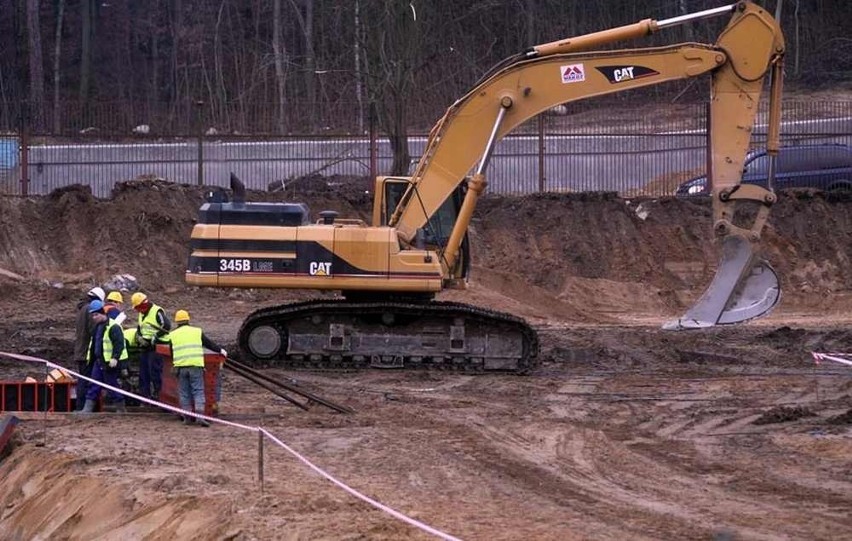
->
[663,236,780,330]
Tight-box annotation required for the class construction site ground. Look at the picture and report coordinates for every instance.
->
[0,179,850,540]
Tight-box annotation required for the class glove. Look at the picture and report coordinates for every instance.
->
[136,333,151,348]
[108,358,118,369]
[120,368,130,379]
[220,349,228,358]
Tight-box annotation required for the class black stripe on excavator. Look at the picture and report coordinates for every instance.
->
[191,238,297,252]
[188,241,441,278]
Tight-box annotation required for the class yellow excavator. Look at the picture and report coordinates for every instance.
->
[187,1,785,372]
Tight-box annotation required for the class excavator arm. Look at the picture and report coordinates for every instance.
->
[390,0,785,328]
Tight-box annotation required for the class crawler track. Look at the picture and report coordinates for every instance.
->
[237,299,539,374]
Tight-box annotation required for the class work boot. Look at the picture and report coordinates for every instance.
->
[182,416,195,425]
[197,418,211,428]
[80,399,96,414]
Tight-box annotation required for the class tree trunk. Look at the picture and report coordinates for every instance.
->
[388,94,410,175]
[79,0,93,109]
[353,0,364,133]
[525,0,536,45]
[26,0,45,133]
[678,0,694,42]
[273,0,287,133]
[794,0,801,76]
[52,0,66,134]
[170,0,183,105]
[303,0,316,129]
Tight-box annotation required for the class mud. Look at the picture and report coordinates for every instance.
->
[0,179,850,540]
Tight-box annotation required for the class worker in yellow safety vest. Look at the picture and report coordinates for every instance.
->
[130,292,171,401]
[165,309,227,427]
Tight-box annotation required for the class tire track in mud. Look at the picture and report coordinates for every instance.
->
[410,365,852,540]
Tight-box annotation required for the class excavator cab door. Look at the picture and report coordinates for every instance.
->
[374,176,470,279]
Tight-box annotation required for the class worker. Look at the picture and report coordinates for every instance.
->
[74,286,105,410]
[104,291,126,323]
[166,309,227,426]
[131,292,171,401]
[79,300,128,413]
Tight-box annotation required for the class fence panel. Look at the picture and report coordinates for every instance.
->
[3,101,851,198]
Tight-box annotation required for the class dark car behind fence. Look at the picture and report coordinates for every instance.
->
[675,143,852,196]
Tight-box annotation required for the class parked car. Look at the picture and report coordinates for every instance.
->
[675,143,852,197]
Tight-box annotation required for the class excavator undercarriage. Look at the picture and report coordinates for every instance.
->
[238,299,538,373]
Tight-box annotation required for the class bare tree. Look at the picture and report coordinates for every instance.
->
[26,0,45,132]
[52,0,66,133]
[170,0,183,107]
[678,0,694,42]
[79,0,94,109]
[354,0,364,133]
[1,0,851,135]
[361,0,432,175]
[287,0,317,128]
[273,0,288,133]
[793,0,800,76]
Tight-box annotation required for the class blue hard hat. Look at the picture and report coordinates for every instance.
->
[88,299,105,313]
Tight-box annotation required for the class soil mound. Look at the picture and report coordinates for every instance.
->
[0,179,850,325]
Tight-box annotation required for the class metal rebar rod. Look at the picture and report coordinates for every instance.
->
[226,363,309,411]
[226,358,354,414]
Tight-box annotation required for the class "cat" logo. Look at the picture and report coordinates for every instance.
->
[309,261,332,276]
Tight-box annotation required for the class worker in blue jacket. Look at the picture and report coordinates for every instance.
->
[79,300,128,413]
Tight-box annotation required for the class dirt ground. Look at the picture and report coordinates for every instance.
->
[0,178,850,540]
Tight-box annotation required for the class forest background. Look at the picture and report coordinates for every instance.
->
[1,1,850,167]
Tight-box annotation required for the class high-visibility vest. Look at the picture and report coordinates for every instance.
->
[87,319,129,363]
[167,325,205,368]
[123,327,139,350]
[138,303,166,341]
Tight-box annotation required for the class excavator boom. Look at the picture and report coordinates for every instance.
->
[388,0,784,328]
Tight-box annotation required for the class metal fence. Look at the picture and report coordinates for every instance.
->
[2,101,850,198]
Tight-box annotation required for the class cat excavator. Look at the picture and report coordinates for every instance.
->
[186,1,785,373]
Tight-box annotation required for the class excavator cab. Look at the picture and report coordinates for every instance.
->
[373,177,470,280]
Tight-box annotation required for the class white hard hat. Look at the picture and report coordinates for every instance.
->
[87,286,106,301]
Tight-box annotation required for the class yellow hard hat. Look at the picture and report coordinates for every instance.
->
[175,309,190,323]
[131,292,148,308]
[106,291,124,303]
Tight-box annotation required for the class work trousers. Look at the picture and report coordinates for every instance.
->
[139,349,163,399]
[176,366,206,415]
[85,360,123,402]
[75,360,93,410]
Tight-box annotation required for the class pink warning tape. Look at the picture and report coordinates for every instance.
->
[811,352,852,367]
[0,351,463,541]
